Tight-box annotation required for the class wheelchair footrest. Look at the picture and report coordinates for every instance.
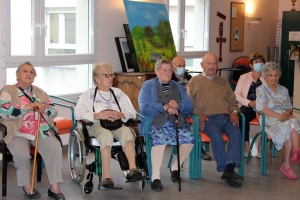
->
[126,175,147,183]
[98,185,122,190]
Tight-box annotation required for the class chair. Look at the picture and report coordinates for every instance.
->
[136,113,201,181]
[247,108,300,175]
[183,113,245,179]
[216,56,251,91]
[0,123,42,197]
[49,95,77,146]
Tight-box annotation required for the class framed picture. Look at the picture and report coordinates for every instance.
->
[115,37,134,72]
[230,2,245,51]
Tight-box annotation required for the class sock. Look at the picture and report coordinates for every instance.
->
[225,163,236,173]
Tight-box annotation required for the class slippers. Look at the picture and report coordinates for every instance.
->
[23,188,41,199]
[291,148,300,165]
[280,166,297,180]
[102,178,114,188]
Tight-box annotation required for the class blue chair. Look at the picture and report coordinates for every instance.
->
[247,107,300,175]
[136,112,201,181]
[174,113,245,179]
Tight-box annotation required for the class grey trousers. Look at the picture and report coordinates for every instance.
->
[7,133,63,186]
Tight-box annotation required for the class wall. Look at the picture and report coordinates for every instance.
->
[208,0,279,80]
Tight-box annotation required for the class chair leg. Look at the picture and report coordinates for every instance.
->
[246,132,260,164]
[2,145,8,197]
[37,155,42,182]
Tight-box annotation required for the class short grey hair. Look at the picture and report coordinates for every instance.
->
[154,59,173,71]
[16,61,37,77]
[261,62,282,79]
[92,62,113,85]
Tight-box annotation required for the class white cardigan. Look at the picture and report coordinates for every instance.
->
[234,72,266,107]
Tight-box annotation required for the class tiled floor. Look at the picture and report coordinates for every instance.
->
[1,144,300,200]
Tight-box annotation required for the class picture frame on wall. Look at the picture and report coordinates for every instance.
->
[115,37,134,72]
[230,2,245,51]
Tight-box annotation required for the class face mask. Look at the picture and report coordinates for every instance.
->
[176,68,185,76]
[253,63,263,72]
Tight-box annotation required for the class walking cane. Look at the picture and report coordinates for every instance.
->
[29,106,41,199]
[174,114,181,191]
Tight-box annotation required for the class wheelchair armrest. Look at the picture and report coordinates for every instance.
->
[125,118,141,126]
[79,120,94,127]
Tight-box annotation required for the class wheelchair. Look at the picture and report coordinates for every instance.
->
[68,118,149,195]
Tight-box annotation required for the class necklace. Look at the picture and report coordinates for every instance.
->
[98,89,112,101]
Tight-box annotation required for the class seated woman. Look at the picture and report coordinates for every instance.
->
[234,52,266,158]
[256,62,300,180]
[138,59,194,191]
[0,62,65,200]
[74,62,142,188]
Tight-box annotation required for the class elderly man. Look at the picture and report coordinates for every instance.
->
[187,53,244,187]
[171,56,212,161]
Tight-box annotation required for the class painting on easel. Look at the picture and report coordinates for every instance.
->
[123,0,176,72]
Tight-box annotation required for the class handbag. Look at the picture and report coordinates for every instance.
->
[93,86,123,130]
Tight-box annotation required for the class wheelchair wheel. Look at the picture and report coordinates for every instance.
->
[81,179,93,195]
[68,128,86,183]
[138,180,145,191]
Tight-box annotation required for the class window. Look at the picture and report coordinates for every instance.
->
[3,0,97,95]
[167,0,210,72]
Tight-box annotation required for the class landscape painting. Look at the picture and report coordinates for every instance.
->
[123,0,177,72]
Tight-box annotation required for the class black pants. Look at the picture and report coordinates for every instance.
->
[239,106,256,142]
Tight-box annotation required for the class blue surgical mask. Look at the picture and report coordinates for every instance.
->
[176,68,185,76]
[253,63,263,72]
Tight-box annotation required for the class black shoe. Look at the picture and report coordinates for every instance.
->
[23,188,41,199]
[102,178,114,188]
[225,180,243,187]
[48,189,65,200]
[221,171,244,183]
[129,168,143,180]
[151,179,163,191]
[201,151,212,161]
[170,168,180,183]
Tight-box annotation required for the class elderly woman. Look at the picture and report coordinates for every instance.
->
[256,62,300,180]
[0,62,65,200]
[74,63,142,188]
[138,59,194,191]
[234,53,266,157]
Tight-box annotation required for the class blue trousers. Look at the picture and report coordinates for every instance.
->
[202,114,241,171]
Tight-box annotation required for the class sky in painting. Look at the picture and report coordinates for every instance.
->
[123,0,169,30]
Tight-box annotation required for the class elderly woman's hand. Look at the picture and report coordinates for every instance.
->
[108,110,125,122]
[168,100,178,109]
[167,107,178,115]
[31,102,46,113]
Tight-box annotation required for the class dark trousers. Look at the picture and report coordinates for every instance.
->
[239,106,256,142]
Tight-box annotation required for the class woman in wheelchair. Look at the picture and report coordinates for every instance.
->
[256,62,300,180]
[0,62,65,200]
[74,62,142,188]
[138,59,194,191]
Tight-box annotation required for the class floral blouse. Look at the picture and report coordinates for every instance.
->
[0,86,57,140]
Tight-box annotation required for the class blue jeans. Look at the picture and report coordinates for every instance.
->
[202,114,241,171]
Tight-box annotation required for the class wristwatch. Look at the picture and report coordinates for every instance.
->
[232,110,238,114]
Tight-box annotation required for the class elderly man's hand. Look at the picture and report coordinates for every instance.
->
[230,112,239,126]
[199,114,208,130]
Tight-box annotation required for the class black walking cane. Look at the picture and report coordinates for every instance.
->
[174,114,181,191]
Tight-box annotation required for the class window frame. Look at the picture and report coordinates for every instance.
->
[3,0,97,68]
[166,0,210,58]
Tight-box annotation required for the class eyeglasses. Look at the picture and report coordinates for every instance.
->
[100,74,115,78]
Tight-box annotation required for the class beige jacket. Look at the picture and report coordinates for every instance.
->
[0,84,57,144]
